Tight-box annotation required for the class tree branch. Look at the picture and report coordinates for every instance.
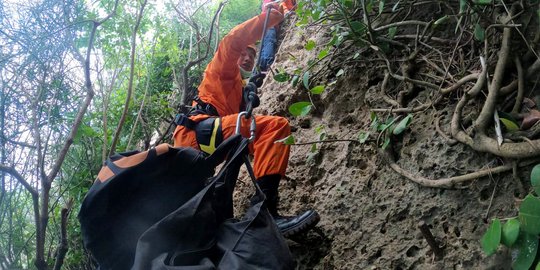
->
[109,0,148,155]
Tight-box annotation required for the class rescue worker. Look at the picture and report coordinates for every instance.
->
[173,2,319,237]
[260,0,296,71]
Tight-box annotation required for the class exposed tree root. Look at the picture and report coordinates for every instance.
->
[380,148,538,189]
[359,2,540,188]
[511,56,525,114]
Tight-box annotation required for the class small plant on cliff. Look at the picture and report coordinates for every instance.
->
[481,165,540,270]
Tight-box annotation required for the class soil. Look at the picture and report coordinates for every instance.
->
[233,13,528,270]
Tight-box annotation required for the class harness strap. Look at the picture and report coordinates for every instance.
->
[174,114,197,130]
[192,96,219,116]
[175,113,223,155]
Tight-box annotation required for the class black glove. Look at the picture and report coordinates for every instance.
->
[249,72,266,88]
[243,82,260,109]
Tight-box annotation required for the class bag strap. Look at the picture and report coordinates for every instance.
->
[242,155,265,203]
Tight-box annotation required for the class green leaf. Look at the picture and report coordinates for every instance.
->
[519,194,540,235]
[358,132,370,143]
[350,21,367,35]
[366,0,373,13]
[388,27,397,39]
[274,72,290,82]
[434,15,449,26]
[370,112,379,130]
[275,135,295,145]
[310,143,317,153]
[536,262,540,270]
[460,0,467,13]
[336,69,344,77]
[318,49,329,60]
[310,85,325,94]
[343,0,354,9]
[532,164,540,196]
[393,114,413,135]
[473,0,491,5]
[391,0,401,12]
[501,218,520,247]
[289,102,312,117]
[481,219,501,256]
[474,23,485,41]
[500,118,519,131]
[305,40,316,50]
[291,75,300,87]
[315,125,325,134]
[512,232,538,270]
[381,137,391,149]
[311,10,322,20]
[303,71,310,89]
[379,0,385,15]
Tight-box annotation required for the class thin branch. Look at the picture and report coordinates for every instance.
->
[0,165,37,197]
[374,20,429,31]
[109,0,148,155]
[180,1,227,107]
[48,0,120,183]
[289,139,363,146]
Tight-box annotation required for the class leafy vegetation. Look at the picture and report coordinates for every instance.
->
[0,0,258,268]
[481,168,540,270]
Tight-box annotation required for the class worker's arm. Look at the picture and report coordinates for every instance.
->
[205,8,283,79]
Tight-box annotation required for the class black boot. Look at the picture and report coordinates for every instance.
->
[256,175,320,237]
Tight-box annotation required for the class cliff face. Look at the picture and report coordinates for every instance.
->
[234,8,525,269]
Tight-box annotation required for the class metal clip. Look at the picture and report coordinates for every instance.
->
[235,111,256,141]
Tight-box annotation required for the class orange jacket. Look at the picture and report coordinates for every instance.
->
[262,0,296,14]
[280,0,296,14]
[192,9,283,122]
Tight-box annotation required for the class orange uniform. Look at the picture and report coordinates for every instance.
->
[173,9,290,179]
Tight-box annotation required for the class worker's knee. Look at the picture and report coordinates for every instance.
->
[274,116,291,133]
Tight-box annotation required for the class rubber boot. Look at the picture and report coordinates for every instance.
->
[256,175,320,237]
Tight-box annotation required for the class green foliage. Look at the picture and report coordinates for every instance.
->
[275,135,296,145]
[531,164,540,195]
[310,85,325,94]
[363,112,413,149]
[474,23,485,41]
[358,132,370,143]
[481,167,540,268]
[501,218,520,247]
[392,114,413,135]
[513,232,538,270]
[500,118,520,131]
[481,219,501,256]
[318,49,329,60]
[274,72,290,82]
[305,40,316,50]
[519,195,540,235]
[289,102,312,117]
[303,71,311,89]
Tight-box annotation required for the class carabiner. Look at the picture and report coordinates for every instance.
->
[235,111,256,141]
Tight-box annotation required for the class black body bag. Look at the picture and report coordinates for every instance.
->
[79,135,294,269]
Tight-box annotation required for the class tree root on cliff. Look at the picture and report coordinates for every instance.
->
[380,147,538,189]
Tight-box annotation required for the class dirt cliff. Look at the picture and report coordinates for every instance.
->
[232,5,534,269]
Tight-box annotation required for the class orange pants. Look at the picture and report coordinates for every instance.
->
[173,114,291,179]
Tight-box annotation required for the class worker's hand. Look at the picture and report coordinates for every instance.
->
[243,82,260,108]
[249,72,266,88]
